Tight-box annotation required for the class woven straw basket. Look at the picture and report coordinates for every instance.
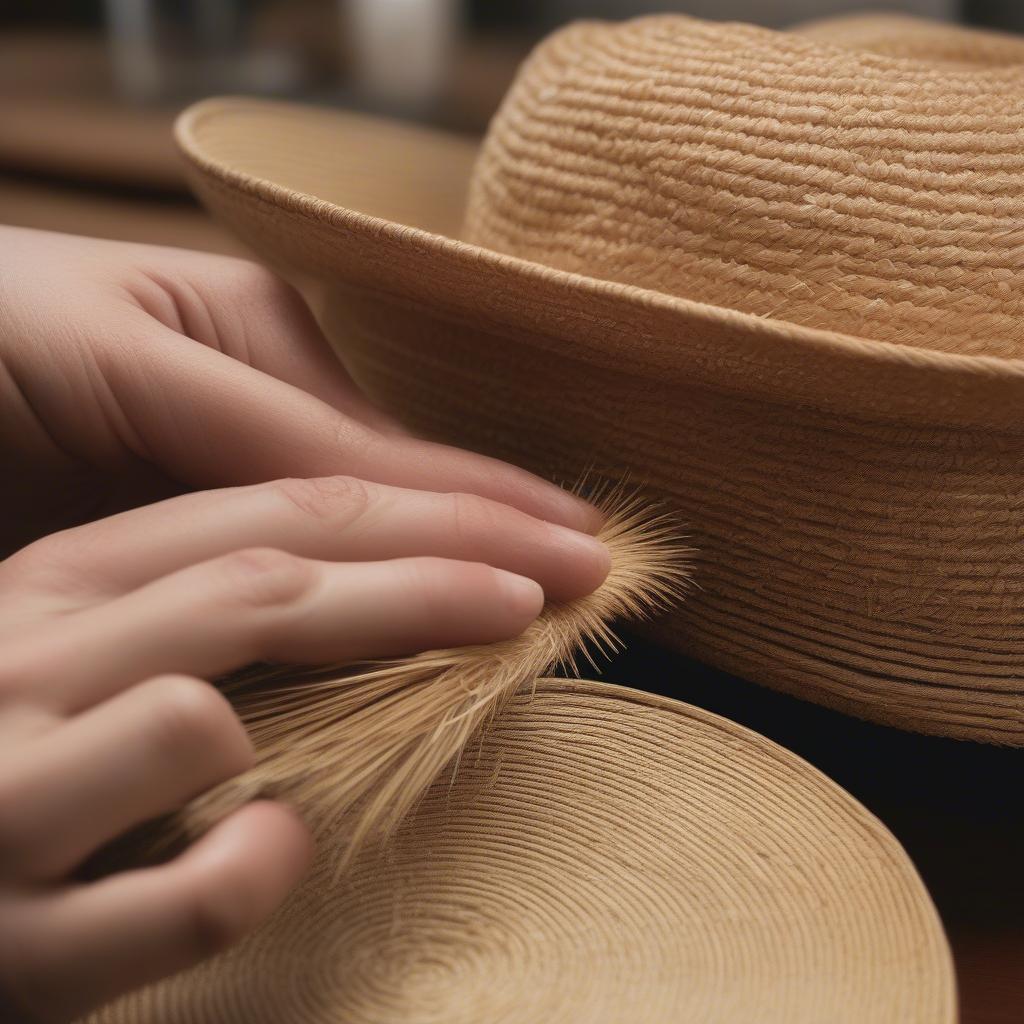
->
[176,12,1024,744]
[91,680,954,1023]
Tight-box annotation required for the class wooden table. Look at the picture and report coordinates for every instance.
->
[0,174,245,254]
[0,33,185,191]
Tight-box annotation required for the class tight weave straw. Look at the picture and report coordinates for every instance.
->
[464,15,1024,356]
[90,503,953,1023]
[175,12,1024,743]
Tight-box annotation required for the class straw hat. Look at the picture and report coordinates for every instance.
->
[91,678,954,1024]
[175,12,1024,744]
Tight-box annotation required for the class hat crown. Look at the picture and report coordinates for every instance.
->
[462,16,1024,356]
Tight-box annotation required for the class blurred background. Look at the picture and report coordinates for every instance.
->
[0,3,1022,1023]
[0,0,1018,252]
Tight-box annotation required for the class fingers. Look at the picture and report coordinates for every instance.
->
[0,801,311,1024]
[6,477,609,611]
[16,550,545,712]
[356,430,605,534]
[99,323,599,533]
[129,257,401,435]
[0,676,252,882]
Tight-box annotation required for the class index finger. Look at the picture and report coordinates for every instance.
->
[102,325,600,534]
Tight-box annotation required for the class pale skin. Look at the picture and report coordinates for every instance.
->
[0,227,610,1021]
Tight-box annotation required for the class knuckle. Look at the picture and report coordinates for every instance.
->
[448,491,502,543]
[273,475,373,528]
[139,676,247,769]
[214,547,315,609]
[403,555,455,591]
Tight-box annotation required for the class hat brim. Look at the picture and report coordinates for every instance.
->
[176,96,1024,434]
[90,678,955,1024]
[175,98,1024,745]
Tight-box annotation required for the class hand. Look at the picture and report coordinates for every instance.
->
[0,472,608,1022]
[0,226,599,555]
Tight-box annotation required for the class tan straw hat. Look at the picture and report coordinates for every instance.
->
[176,11,1024,745]
[91,679,954,1024]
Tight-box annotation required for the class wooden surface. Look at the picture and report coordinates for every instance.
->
[0,174,247,255]
[0,30,525,193]
[0,34,185,191]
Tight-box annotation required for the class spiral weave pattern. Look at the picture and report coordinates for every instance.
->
[90,681,953,1024]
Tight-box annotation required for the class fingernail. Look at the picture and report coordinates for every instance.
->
[497,570,545,617]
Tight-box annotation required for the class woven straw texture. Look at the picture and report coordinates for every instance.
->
[175,14,1024,743]
[89,679,954,1024]
[464,16,1024,355]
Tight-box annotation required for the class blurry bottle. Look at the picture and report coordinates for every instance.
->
[344,0,461,112]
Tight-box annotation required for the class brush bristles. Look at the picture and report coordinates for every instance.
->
[172,489,693,867]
